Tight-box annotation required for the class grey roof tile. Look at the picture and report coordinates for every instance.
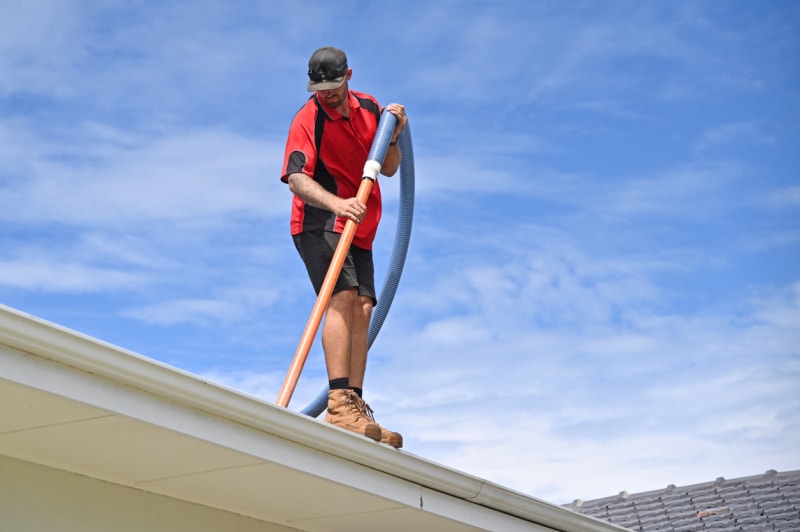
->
[565,469,800,531]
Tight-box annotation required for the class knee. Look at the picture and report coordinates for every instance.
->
[329,288,358,312]
[355,295,373,322]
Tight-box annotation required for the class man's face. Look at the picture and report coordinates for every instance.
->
[317,69,351,109]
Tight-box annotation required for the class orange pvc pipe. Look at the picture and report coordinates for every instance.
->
[276,177,375,408]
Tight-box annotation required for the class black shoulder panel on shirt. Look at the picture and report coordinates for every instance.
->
[356,96,381,125]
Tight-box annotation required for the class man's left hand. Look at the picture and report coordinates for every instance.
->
[385,103,407,140]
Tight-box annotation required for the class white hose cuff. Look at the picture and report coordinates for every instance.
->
[362,160,381,181]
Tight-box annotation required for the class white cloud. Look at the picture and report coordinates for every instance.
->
[124,298,246,326]
[0,256,147,293]
[1,127,285,226]
[369,310,799,502]
[693,122,776,154]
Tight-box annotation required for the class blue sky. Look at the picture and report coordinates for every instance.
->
[1,0,798,504]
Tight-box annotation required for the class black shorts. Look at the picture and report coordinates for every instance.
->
[293,230,377,306]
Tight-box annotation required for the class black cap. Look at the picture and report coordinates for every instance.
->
[307,46,349,92]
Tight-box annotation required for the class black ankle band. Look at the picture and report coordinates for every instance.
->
[350,386,363,398]
[329,377,349,390]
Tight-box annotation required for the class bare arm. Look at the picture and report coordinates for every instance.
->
[380,103,408,177]
[381,141,402,177]
[287,172,366,223]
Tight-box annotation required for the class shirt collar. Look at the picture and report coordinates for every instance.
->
[316,90,360,119]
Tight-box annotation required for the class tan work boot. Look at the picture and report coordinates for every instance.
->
[357,397,403,449]
[324,389,381,441]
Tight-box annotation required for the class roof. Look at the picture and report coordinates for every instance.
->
[0,304,625,532]
[566,469,800,531]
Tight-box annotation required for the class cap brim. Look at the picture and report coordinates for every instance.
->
[307,76,346,92]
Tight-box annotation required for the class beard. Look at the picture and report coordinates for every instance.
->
[319,82,348,110]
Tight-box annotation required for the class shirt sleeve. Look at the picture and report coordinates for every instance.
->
[281,103,317,183]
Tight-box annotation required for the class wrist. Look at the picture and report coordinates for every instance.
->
[389,138,399,146]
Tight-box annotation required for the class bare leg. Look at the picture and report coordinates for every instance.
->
[348,295,373,389]
[322,288,357,381]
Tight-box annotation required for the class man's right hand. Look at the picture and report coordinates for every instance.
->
[334,197,366,223]
[288,172,366,223]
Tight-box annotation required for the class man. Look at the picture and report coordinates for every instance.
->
[280,46,407,448]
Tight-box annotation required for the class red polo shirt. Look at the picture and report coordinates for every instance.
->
[281,90,383,250]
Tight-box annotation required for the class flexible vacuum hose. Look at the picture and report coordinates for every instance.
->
[301,113,415,417]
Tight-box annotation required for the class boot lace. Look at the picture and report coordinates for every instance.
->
[343,392,369,419]
[356,396,378,423]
